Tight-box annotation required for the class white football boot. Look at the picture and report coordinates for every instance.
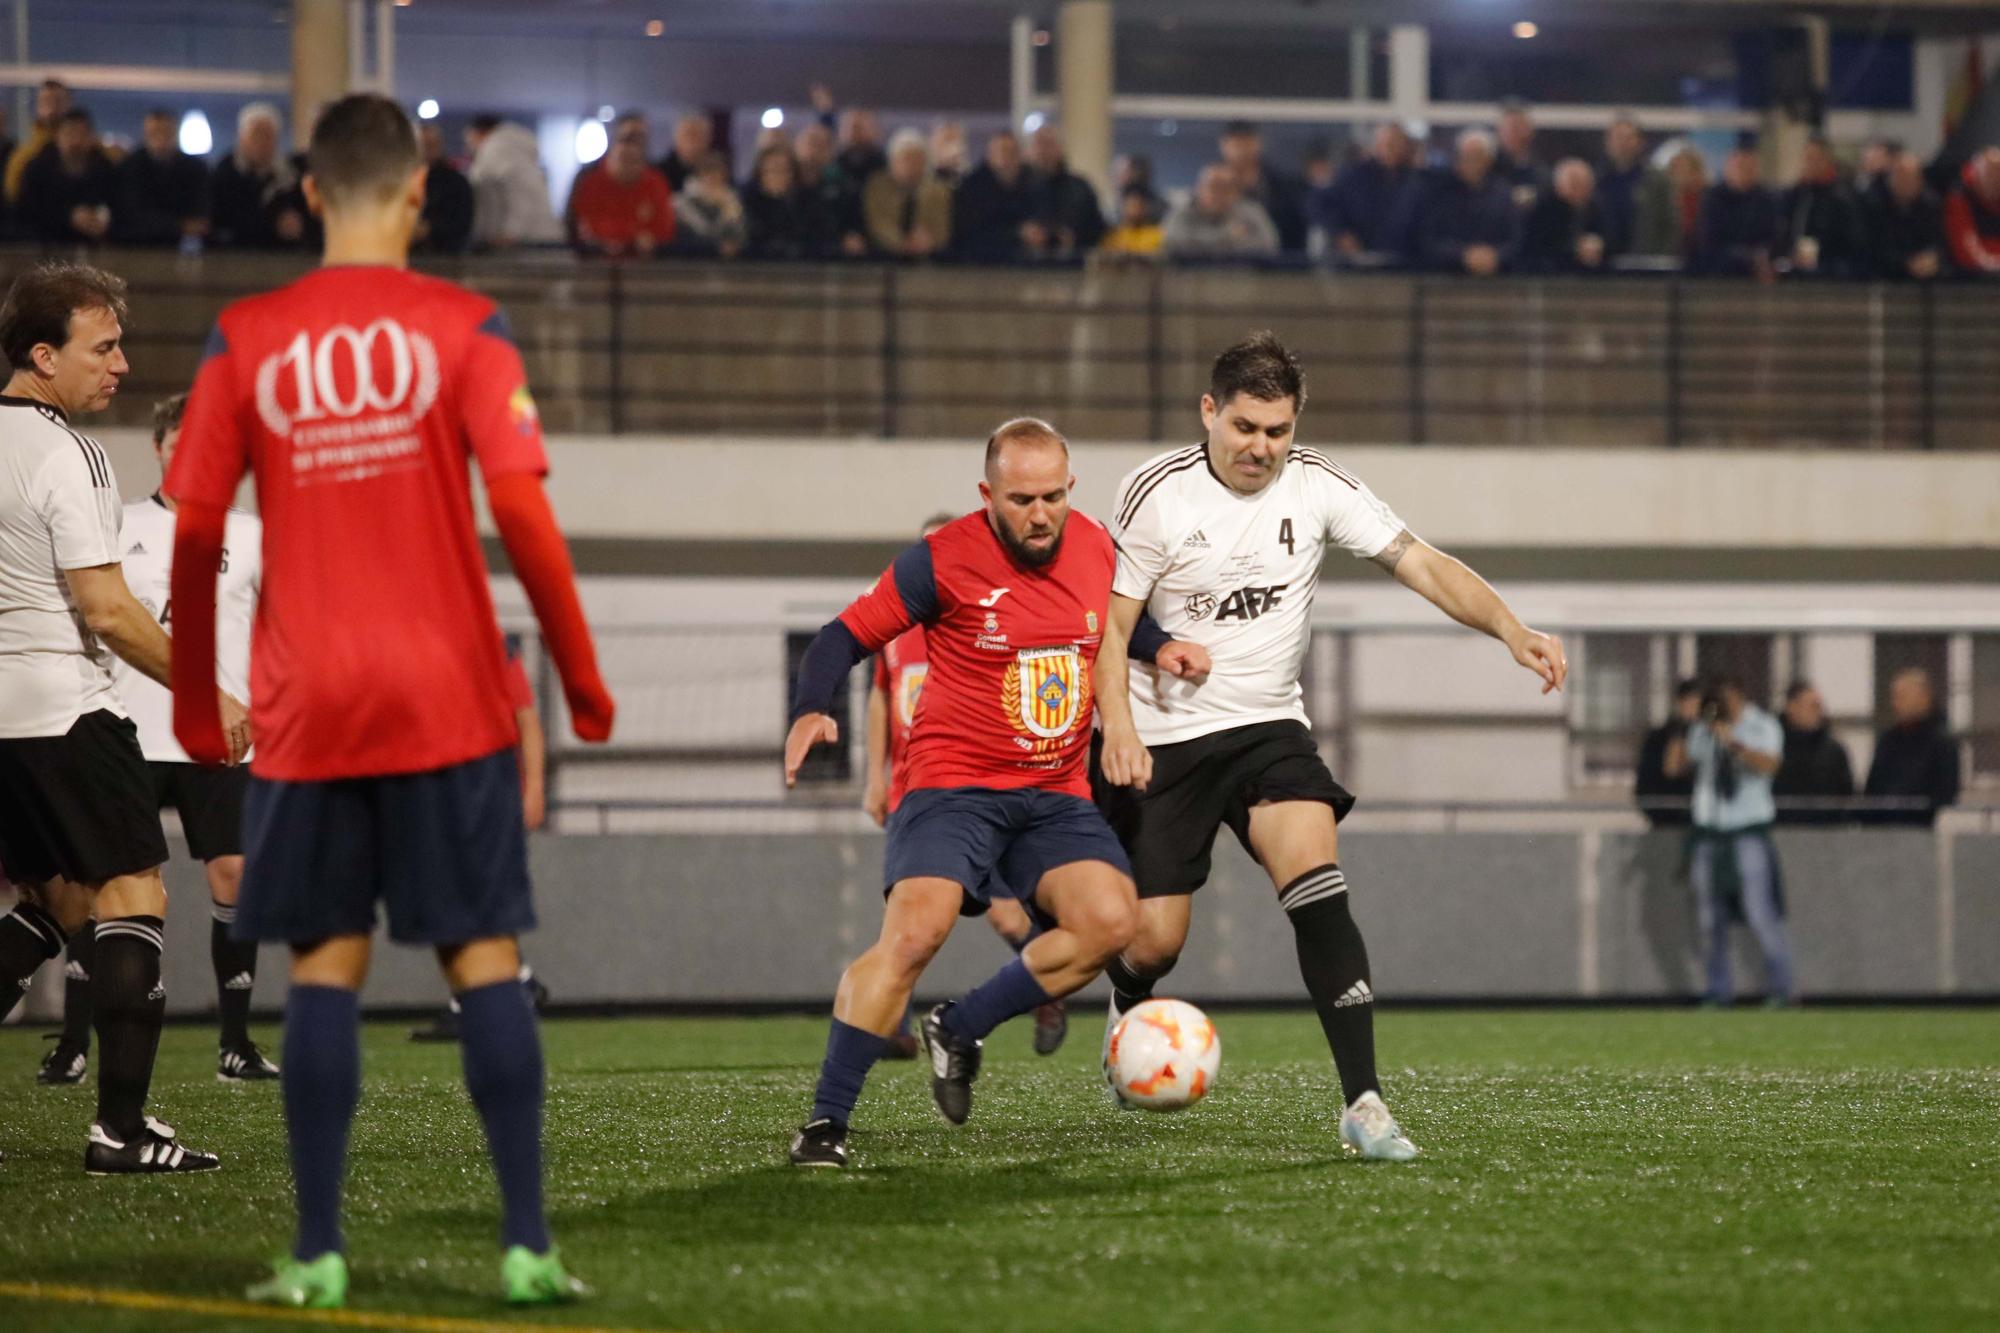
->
[1339,1090,1419,1162]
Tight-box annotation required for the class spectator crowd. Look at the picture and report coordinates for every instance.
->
[1635,667,1963,828]
[7,75,2000,280]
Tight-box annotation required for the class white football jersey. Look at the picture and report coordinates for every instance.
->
[1110,443,1407,746]
[0,398,126,738]
[111,496,260,763]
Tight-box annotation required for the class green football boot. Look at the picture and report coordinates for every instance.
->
[502,1244,590,1305]
[245,1251,349,1308]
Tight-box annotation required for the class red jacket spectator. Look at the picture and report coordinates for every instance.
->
[569,132,675,256]
[1943,148,2000,275]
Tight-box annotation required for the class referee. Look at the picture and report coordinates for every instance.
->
[0,260,246,1173]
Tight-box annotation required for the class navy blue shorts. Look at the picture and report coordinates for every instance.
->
[235,748,534,946]
[884,786,1131,906]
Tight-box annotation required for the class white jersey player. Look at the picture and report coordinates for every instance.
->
[1093,332,1568,1161]
[41,392,278,1089]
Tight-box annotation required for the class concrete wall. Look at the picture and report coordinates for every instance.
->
[97,827,1990,1020]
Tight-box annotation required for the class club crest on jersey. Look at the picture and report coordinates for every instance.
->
[1003,645,1089,740]
[1185,593,1218,621]
[1085,610,1099,634]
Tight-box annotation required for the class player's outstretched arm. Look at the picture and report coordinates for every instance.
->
[486,473,615,741]
[1373,529,1568,695]
[786,539,937,788]
[1097,593,1153,788]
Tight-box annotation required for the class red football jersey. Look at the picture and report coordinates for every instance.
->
[166,266,547,781]
[872,624,929,813]
[840,510,1113,799]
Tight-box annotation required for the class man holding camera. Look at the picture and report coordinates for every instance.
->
[1663,675,1795,1007]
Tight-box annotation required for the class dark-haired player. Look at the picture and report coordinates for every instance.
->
[0,260,247,1175]
[784,419,1144,1169]
[1096,331,1567,1161]
[38,391,278,1089]
[166,94,614,1308]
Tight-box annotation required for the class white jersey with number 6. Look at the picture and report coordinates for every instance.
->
[111,496,260,763]
[1109,443,1407,746]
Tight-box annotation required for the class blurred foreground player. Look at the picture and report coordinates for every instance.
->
[39,392,279,1089]
[0,260,248,1175]
[166,95,614,1308]
[1097,332,1568,1161]
[785,419,1140,1168]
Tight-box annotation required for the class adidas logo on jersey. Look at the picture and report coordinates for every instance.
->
[1183,529,1211,549]
[128,541,148,556]
[1334,980,1374,1008]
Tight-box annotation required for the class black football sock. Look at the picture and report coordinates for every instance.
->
[91,915,167,1141]
[210,897,259,1049]
[1279,865,1380,1107]
[0,903,67,1023]
[62,920,96,1048]
[1104,955,1157,1016]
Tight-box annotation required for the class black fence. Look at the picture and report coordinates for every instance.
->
[13,248,1996,448]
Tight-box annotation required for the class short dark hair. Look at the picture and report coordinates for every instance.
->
[470,113,503,135]
[920,511,957,533]
[983,417,1068,472]
[1708,673,1746,697]
[1209,331,1305,409]
[0,260,129,371]
[1784,679,1816,703]
[1674,677,1702,699]
[57,107,92,131]
[152,393,189,444]
[1221,119,1259,139]
[307,93,421,205]
[144,107,176,123]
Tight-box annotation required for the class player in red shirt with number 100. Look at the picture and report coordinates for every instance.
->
[166,95,611,1312]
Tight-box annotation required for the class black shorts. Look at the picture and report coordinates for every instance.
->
[0,710,168,886]
[235,747,534,946]
[1094,719,1354,898]
[149,761,248,862]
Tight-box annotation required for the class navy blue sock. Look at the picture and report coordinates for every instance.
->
[941,956,1053,1043]
[457,980,551,1253]
[282,985,361,1262]
[811,1019,892,1125]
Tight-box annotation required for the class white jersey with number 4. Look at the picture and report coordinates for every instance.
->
[1109,443,1407,746]
[111,496,260,763]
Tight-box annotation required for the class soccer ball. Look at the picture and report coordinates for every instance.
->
[1104,998,1221,1112]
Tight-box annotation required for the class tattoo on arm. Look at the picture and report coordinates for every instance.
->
[1369,529,1416,574]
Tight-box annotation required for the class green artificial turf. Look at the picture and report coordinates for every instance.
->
[1,1008,1996,1332]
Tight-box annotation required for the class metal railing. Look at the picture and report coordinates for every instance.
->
[13,246,1996,450]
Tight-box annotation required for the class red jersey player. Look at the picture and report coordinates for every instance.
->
[165,95,611,1310]
[782,419,1141,1169]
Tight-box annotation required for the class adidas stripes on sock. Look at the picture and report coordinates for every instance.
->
[92,915,167,1142]
[62,921,95,1048]
[0,902,67,1024]
[209,897,258,1049]
[1104,955,1157,1017]
[1279,865,1381,1107]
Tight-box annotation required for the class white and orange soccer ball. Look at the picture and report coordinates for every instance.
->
[1103,998,1221,1112]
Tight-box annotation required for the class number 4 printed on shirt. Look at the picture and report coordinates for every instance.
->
[1278,517,1295,556]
